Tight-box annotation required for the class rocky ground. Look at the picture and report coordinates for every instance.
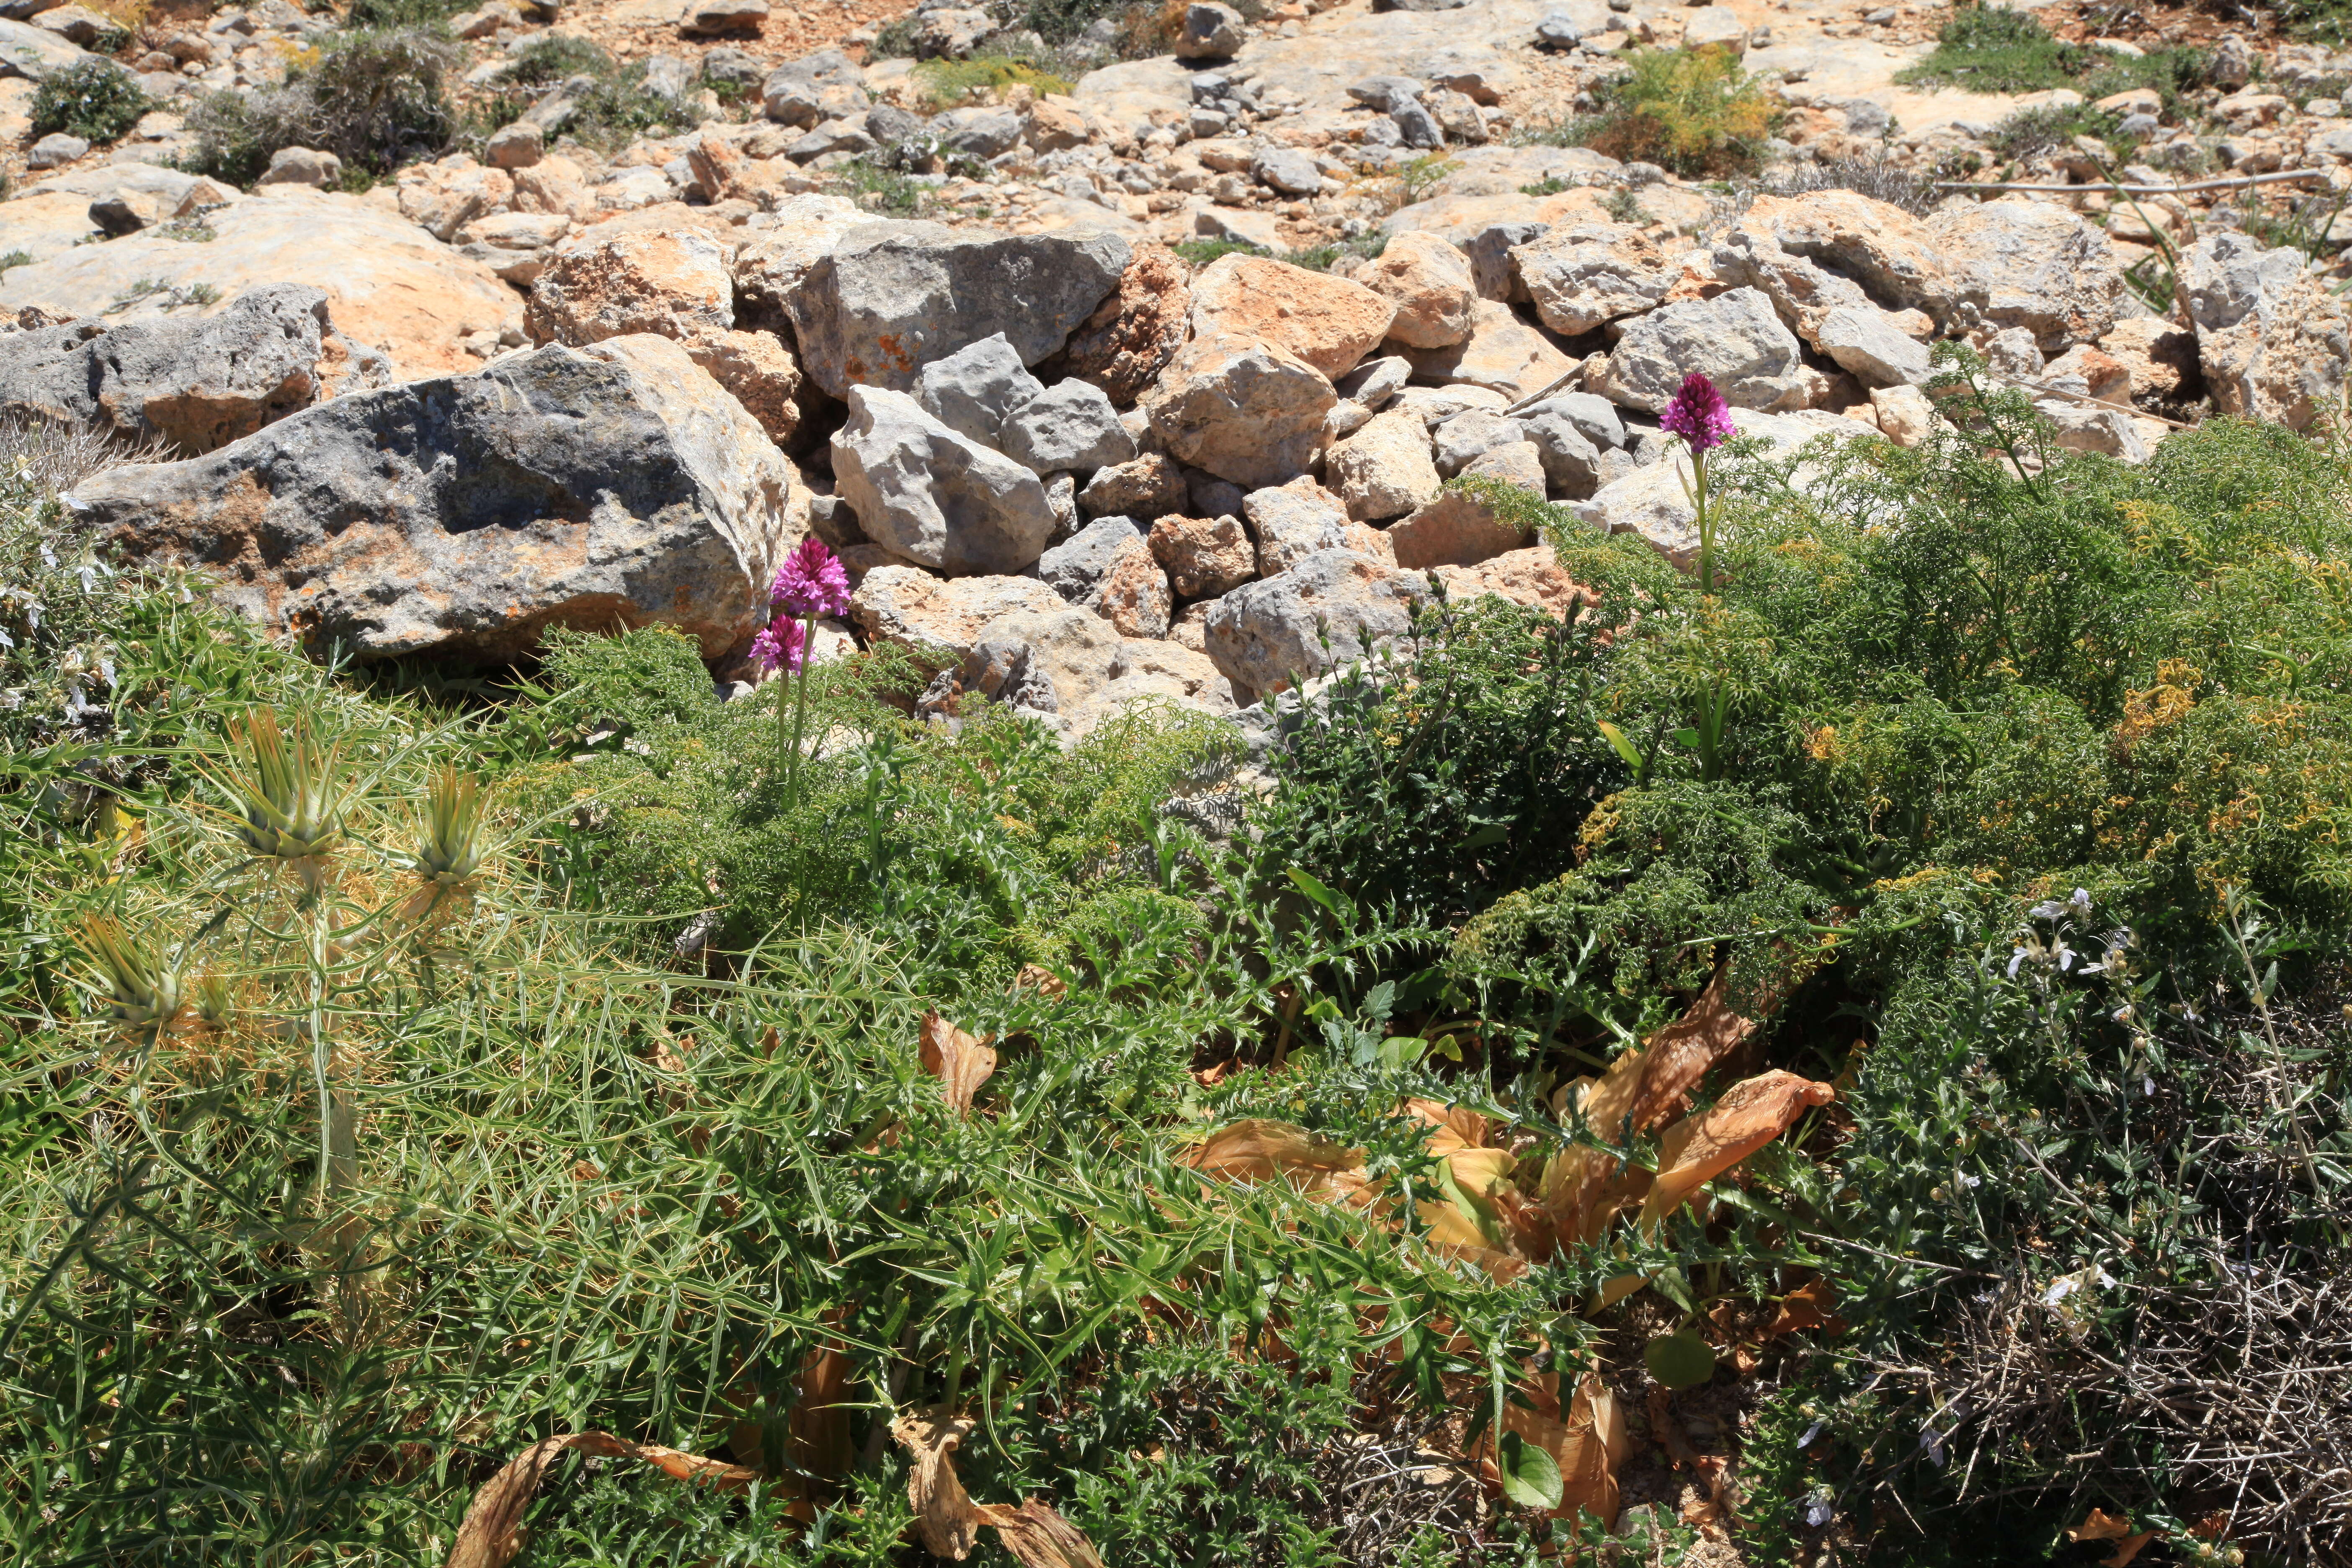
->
[4,0,2352,740]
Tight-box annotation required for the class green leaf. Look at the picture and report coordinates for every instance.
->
[1644,1331,1717,1391]
[1595,720,1644,771]
[1285,865,1354,923]
[1497,1429,1564,1510]
[1458,823,1510,851]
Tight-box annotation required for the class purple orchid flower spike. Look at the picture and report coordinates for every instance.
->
[1661,371,1736,454]
[771,537,851,621]
[748,614,807,678]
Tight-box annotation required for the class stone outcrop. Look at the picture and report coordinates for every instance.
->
[0,284,388,455]
[66,335,795,662]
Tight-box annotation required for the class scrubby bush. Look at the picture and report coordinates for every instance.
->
[5,338,2351,1566]
[30,59,150,144]
[912,51,1073,108]
[181,26,459,184]
[1564,48,1778,177]
[1901,3,2208,113]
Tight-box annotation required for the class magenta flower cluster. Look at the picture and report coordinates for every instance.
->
[749,538,850,677]
[1661,371,1736,454]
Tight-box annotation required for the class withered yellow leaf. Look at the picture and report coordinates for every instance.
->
[443,1432,771,1568]
[920,1012,998,1116]
[1638,1070,1835,1235]
[892,1407,981,1559]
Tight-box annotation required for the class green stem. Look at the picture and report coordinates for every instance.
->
[783,613,818,814]
[1693,446,1713,595]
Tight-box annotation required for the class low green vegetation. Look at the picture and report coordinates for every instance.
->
[30,59,150,145]
[1899,4,2208,113]
[181,26,460,186]
[911,52,1074,109]
[1560,49,1779,178]
[2,347,2348,1565]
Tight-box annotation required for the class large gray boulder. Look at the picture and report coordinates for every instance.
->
[0,16,94,78]
[64,335,796,662]
[0,284,388,456]
[761,46,869,127]
[786,222,1131,397]
[1000,379,1136,475]
[2177,229,2351,431]
[1922,197,2124,351]
[1145,335,1335,490]
[1512,222,1676,337]
[918,331,1043,447]
[1039,516,1153,609]
[1202,547,1429,696]
[1591,287,1806,413]
[831,385,1060,575]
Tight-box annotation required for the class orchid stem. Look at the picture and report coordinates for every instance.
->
[783,613,817,814]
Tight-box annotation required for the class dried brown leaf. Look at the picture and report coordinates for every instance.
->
[893,1407,981,1559]
[443,1432,766,1568]
[973,1499,1109,1568]
[890,1408,1105,1566]
[1638,1070,1835,1233]
[1179,1119,1373,1203]
[920,1011,998,1116]
[1492,1370,1627,1529]
[2071,1509,2157,1566]
[1012,964,1068,998]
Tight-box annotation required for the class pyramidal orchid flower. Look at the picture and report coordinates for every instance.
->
[771,537,851,620]
[1662,371,1736,593]
[1661,371,1736,454]
[748,614,807,678]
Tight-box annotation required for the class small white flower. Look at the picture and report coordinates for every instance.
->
[2007,947,2028,978]
[2030,900,2068,921]
[1804,1487,1834,1528]
[1798,1421,1825,1449]
[2071,887,2092,915]
[2042,1277,2079,1306]
[2142,1075,2155,1098]
[1958,1172,1981,1190]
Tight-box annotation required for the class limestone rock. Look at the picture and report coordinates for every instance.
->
[0,16,95,79]
[258,146,340,188]
[1512,221,1674,336]
[1051,240,1191,408]
[1040,516,1152,608]
[762,47,868,127]
[1396,297,1575,401]
[1923,198,2123,350]
[1356,230,1476,350]
[2177,229,2350,430]
[730,193,867,325]
[683,330,802,446]
[1079,450,1189,521]
[1095,544,1174,638]
[850,565,1063,670]
[1203,548,1430,695]
[1460,438,1547,495]
[0,283,383,456]
[1431,407,1525,477]
[68,335,794,661]
[1000,378,1136,475]
[1175,1,1243,60]
[1243,475,1368,576]
[918,331,1043,446]
[0,188,513,379]
[1388,482,1532,568]
[831,385,1060,575]
[395,160,515,245]
[1592,287,1805,413]
[1431,543,1586,618]
[950,607,1236,739]
[1189,252,1397,380]
[1519,390,1625,449]
[787,222,1130,396]
[1149,511,1256,598]
[1868,383,1936,447]
[2098,316,2200,403]
[1583,407,1872,562]
[1145,334,1335,490]
[1328,407,1442,521]
[1734,190,1949,325]
[1519,405,1605,497]
[1813,302,1932,388]
[525,229,734,347]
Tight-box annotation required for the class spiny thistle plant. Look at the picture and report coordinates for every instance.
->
[208,708,348,893]
[73,914,184,1041]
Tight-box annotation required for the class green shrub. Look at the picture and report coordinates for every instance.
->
[912,51,1073,108]
[29,59,150,144]
[1901,4,2208,113]
[341,0,472,28]
[181,26,459,184]
[1564,48,1779,176]
[498,31,614,85]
